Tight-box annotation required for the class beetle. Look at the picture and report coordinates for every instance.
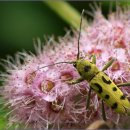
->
[38,9,130,120]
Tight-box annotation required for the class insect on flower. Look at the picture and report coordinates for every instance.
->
[34,9,130,121]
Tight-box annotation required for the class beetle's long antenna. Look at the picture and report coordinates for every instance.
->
[34,61,74,72]
[77,9,84,60]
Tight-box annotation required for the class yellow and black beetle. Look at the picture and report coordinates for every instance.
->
[38,9,130,120]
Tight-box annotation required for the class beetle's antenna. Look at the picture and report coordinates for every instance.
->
[77,9,85,60]
[34,61,74,72]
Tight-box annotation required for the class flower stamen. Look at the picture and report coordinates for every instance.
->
[40,80,55,93]
[25,72,36,85]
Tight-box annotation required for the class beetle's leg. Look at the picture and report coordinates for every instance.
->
[91,54,96,64]
[117,82,130,87]
[101,100,107,121]
[66,77,84,85]
[89,54,96,64]
[102,58,116,71]
[66,77,92,110]
[86,88,92,109]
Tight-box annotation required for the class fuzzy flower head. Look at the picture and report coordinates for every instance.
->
[1,5,130,129]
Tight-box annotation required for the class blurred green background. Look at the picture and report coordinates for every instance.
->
[0,1,127,129]
[0,1,117,59]
[0,1,67,59]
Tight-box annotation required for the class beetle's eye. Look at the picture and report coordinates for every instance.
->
[73,63,77,68]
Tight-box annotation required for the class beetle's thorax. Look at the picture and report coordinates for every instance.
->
[75,59,99,81]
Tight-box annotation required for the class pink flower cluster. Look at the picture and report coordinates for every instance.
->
[1,8,130,129]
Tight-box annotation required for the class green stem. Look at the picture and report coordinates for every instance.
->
[44,1,87,29]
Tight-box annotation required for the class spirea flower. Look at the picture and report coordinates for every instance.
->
[1,6,130,129]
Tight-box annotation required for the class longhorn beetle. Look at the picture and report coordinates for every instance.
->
[37,9,130,120]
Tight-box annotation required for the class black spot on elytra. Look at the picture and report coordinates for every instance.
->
[102,76,112,84]
[111,102,118,109]
[105,94,110,99]
[94,83,103,93]
[112,87,117,91]
[120,95,126,100]
[84,65,91,72]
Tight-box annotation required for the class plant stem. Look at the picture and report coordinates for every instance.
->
[44,1,87,29]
